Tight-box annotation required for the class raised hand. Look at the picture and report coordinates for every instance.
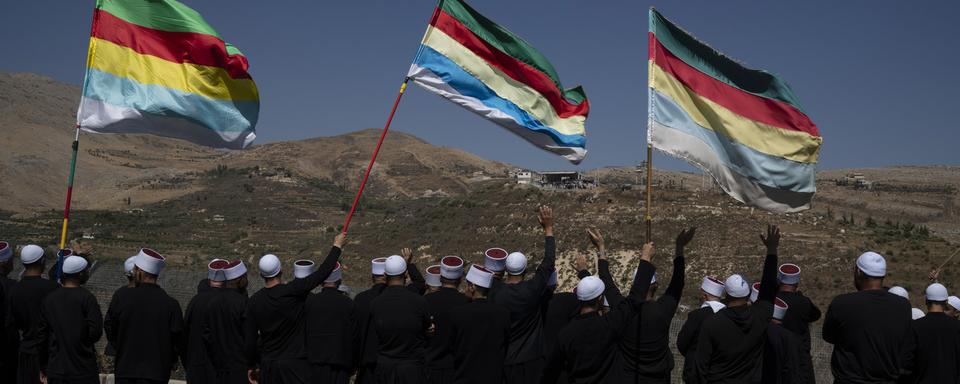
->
[675,227,697,250]
[333,233,347,249]
[538,206,554,236]
[587,228,605,253]
[760,225,781,254]
[575,253,589,272]
[641,242,655,262]
[401,247,414,264]
[929,268,940,282]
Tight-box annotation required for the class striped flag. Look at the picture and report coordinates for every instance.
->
[408,0,589,164]
[77,0,259,149]
[648,9,822,213]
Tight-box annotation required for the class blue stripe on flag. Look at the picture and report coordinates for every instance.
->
[651,89,815,193]
[413,45,585,148]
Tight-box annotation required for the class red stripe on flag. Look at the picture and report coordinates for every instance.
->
[92,9,251,79]
[432,10,589,118]
[650,33,819,137]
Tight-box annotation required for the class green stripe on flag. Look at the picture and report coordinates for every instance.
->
[97,0,223,40]
[440,0,585,103]
[649,8,806,113]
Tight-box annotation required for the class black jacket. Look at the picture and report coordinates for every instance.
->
[448,297,511,384]
[695,252,778,384]
[489,236,557,365]
[822,290,912,384]
[354,283,387,367]
[777,290,820,384]
[304,288,358,368]
[542,259,656,384]
[677,305,719,383]
[202,288,249,372]
[37,286,103,380]
[8,275,59,354]
[901,312,960,384]
[425,286,469,370]
[369,285,431,363]
[105,282,185,382]
[761,323,800,384]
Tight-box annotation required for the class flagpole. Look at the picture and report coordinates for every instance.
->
[645,144,653,243]
[55,123,81,280]
[341,79,410,234]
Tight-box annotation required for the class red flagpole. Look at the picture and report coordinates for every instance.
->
[341,79,410,234]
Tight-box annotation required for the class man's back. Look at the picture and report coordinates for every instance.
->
[448,298,510,384]
[369,285,429,362]
[304,289,357,367]
[9,276,59,353]
[424,287,469,370]
[555,311,629,384]
[38,287,103,381]
[822,290,912,383]
[905,312,960,384]
[695,303,772,383]
[762,323,800,384]
[246,284,310,361]
[184,288,218,382]
[105,283,184,382]
[203,288,248,373]
[777,290,820,384]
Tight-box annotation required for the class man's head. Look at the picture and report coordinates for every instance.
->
[208,259,229,288]
[888,286,909,300]
[925,283,949,312]
[777,263,801,291]
[946,296,960,319]
[724,274,751,307]
[772,297,789,325]
[484,248,508,279]
[440,256,465,289]
[20,244,45,274]
[223,260,249,290]
[700,276,726,303]
[323,262,343,289]
[0,241,14,276]
[854,252,886,290]
[294,259,316,280]
[576,276,606,313]
[133,248,166,284]
[61,255,90,286]
[384,255,407,285]
[425,265,442,293]
[258,254,283,283]
[464,264,494,299]
[123,255,137,284]
[504,252,528,284]
[370,257,387,285]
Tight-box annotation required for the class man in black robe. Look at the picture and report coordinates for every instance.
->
[542,257,591,384]
[775,263,821,384]
[105,248,185,384]
[761,298,800,384]
[448,264,511,384]
[425,256,469,384]
[304,261,357,384]
[202,260,250,384]
[244,234,345,384]
[0,241,19,384]
[38,255,102,384]
[184,259,229,384]
[8,244,59,384]
[542,242,657,384]
[694,225,781,383]
[594,228,695,383]
[368,254,433,384]
[489,205,557,384]
[676,275,726,384]
[353,257,387,384]
[899,283,960,384]
[103,255,137,360]
[822,251,912,383]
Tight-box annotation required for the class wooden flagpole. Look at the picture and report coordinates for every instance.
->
[56,123,82,281]
[645,144,653,243]
[341,79,410,234]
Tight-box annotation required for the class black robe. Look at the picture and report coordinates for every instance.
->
[353,282,387,384]
[694,252,778,384]
[542,269,592,363]
[901,312,960,384]
[202,288,249,384]
[184,288,219,384]
[676,305,720,383]
[424,286,469,384]
[761,323,800,384]
[104,282,185,383]
[243,246,341,384]
[448,297,511,384]
[37,286,103,382]
[369,284,431,384]
[488,236,556,383]
[601,251,685,383]
[822,289,912,383]
[8,275,59,384]
[542,259,655,384]
[304,288,358,384]
[0,275,18,384]
[776,290,820,384]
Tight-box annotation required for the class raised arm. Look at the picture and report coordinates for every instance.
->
[403,248,427,295]
[605,243,656,334]
[288,233,346,296]
[530,206,557,293]
[664,228,696,303]
[587,228,624,306]
[758,225,781,304]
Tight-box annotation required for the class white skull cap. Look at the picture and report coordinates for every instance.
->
[576,276,605,301]
[724,274,750,298]
[505,252,527,275]
[384,255,407,276]
[258,254,281,278]
[856,252,886,277]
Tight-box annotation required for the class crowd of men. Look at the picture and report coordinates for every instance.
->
[0,205,958,384]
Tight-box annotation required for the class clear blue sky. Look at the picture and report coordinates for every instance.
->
[3,1,958,171]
